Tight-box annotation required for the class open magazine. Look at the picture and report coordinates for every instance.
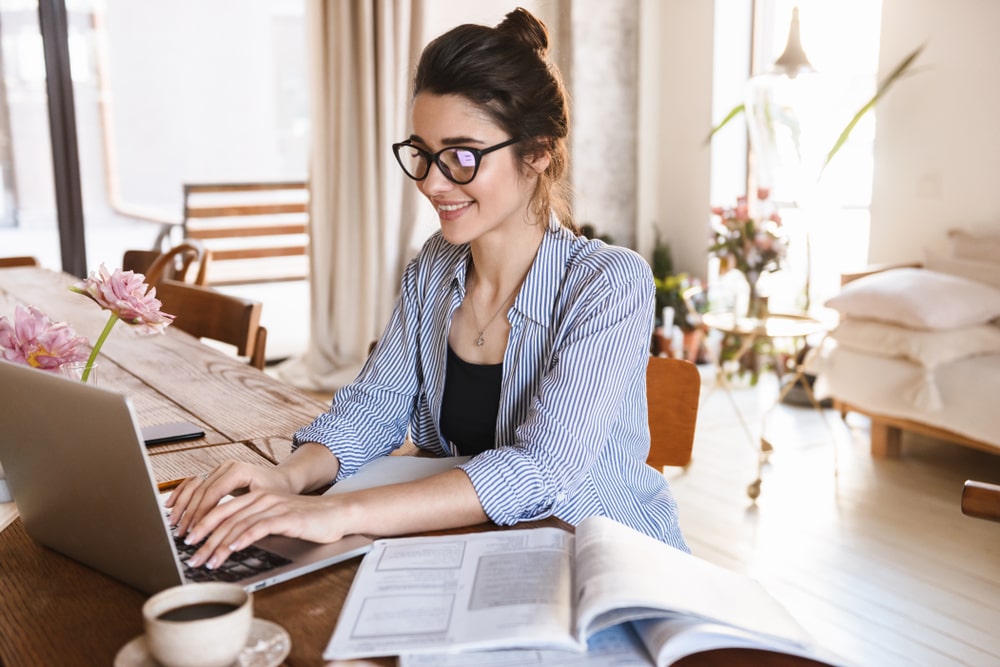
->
[324,514,846,666]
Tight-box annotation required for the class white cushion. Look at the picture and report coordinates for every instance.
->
[925,250,1000,290]
[830,318,1000,368]
[825,267,1000,330]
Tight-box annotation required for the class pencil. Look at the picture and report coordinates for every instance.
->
[157,478,187,492]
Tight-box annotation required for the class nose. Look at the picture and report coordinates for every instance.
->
[418,161,454,196]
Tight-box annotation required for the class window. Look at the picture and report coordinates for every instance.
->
[711,0,883,311]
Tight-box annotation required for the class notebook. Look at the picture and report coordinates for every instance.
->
[0,360,373,595]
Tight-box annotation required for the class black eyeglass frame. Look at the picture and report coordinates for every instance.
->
[392,137,520,185]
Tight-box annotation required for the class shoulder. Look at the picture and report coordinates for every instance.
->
[545,227,653,288]
[403,232,468,286]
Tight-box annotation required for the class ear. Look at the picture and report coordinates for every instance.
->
[526,149,550,175]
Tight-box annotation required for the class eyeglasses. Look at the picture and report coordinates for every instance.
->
[392,137,519,185]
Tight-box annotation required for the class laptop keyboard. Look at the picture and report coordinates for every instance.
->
[173,533,292,583]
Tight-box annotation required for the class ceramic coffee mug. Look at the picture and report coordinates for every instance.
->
[142,582,253,667]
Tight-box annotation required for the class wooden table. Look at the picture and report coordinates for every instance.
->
[0,266,558,667]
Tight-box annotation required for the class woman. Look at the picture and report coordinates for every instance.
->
[169,7,687,570]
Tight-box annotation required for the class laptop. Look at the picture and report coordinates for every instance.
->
[0,360,373,595]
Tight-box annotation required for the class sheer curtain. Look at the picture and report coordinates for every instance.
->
[276,0,425,391]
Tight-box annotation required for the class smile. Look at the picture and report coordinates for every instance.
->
[437,202,472,212]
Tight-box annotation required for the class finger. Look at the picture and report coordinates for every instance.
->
[176,465,244,534]
[166,474,206,528]
[188,494,284,568]
[184,490,258,547]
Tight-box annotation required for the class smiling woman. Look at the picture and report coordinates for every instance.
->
[165,7,689,575]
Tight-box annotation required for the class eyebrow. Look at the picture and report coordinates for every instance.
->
[408,134,487,147]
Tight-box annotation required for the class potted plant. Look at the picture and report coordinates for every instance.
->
[651,233,706,362]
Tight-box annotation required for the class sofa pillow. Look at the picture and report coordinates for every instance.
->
[948,228,1000,264]
[830,318,1000,368]
[824,267,1000,330]
[924,250,1000,290]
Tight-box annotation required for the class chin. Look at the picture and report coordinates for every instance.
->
[438,221,478,246]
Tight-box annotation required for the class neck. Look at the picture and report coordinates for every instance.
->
[468,225,544,299]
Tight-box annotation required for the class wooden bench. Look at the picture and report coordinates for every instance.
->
[181,181,309,285]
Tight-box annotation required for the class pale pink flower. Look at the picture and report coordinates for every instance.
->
[69,264,174,383]
[71,264,174,335]
[0,304,89,371]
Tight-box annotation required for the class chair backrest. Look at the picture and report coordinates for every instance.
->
[646,356,701,470]
[123,241,209,286]
[154,279,267,370]
[181,181,309,286]
[0,256,40,268]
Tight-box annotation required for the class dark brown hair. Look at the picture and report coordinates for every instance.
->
[413,7,576,233]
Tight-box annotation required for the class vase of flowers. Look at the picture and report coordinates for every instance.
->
[0,265,174,384]
[709,188,787,320]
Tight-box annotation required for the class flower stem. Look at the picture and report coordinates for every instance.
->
[82,312,119,383]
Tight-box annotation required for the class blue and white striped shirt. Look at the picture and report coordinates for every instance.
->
[294,221,688,550]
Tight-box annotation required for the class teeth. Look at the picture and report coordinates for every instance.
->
[437,203,468,212]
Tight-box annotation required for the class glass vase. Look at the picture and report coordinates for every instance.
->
[59,362,98,385]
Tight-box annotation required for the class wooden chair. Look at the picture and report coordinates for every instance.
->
[123,241,209,286]
[0,256,40,268]
[646,356,702,470]
[961,480,1000,523]
[154,279,267,370]
[180,181,309,286]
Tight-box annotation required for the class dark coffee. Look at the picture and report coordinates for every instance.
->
[157,602,239,622]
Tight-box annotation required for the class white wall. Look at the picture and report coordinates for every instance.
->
[871,0,1000,264]
[636,0,716,278]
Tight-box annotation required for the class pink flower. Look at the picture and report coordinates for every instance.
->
[0,304,89,371]
[71,264,174,335]
[69,264,174,382]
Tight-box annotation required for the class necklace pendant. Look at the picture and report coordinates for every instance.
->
[476,332,485,347]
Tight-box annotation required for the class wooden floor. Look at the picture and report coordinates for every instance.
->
[297,366,1000,667]
[672,367,1000,667]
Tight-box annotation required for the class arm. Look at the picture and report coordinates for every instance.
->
[183,465,488,569]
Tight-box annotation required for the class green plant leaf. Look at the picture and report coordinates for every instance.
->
[821,44,926,173]
[705,103,745,144]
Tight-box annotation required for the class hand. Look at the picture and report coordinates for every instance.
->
[164,461,294,538]
[182,491,351,570]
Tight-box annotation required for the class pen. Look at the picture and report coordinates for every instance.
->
[157,478,187,492]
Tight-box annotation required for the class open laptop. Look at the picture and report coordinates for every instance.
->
[0,360,373,594]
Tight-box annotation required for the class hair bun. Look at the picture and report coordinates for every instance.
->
[496,7,549,56]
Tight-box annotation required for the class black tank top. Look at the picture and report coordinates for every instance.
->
[439,344,503,457]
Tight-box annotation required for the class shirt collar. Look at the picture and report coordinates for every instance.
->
[448,215,575,329]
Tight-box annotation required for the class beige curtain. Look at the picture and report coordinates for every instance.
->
[276,0,425,391]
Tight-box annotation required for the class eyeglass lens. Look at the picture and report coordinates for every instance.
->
[397,146,480,184]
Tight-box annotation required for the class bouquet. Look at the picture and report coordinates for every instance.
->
[709,187,787,289]
[0,265,174,382]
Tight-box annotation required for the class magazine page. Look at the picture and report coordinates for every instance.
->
[323,526,580,660]
[399,624,654,667]
[572,516,813,648]
[633,618,848,667]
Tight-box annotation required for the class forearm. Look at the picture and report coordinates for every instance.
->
[278,442,342,493]
[338,468,488,536]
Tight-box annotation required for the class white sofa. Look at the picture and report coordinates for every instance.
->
[813,229,1000,457]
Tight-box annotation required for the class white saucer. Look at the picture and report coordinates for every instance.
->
[114,617,291,667]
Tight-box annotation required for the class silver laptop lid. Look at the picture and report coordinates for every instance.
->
[0,360,374,595]
[0,360,185,594]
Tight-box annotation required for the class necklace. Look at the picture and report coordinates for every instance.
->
[467,280,522,347]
